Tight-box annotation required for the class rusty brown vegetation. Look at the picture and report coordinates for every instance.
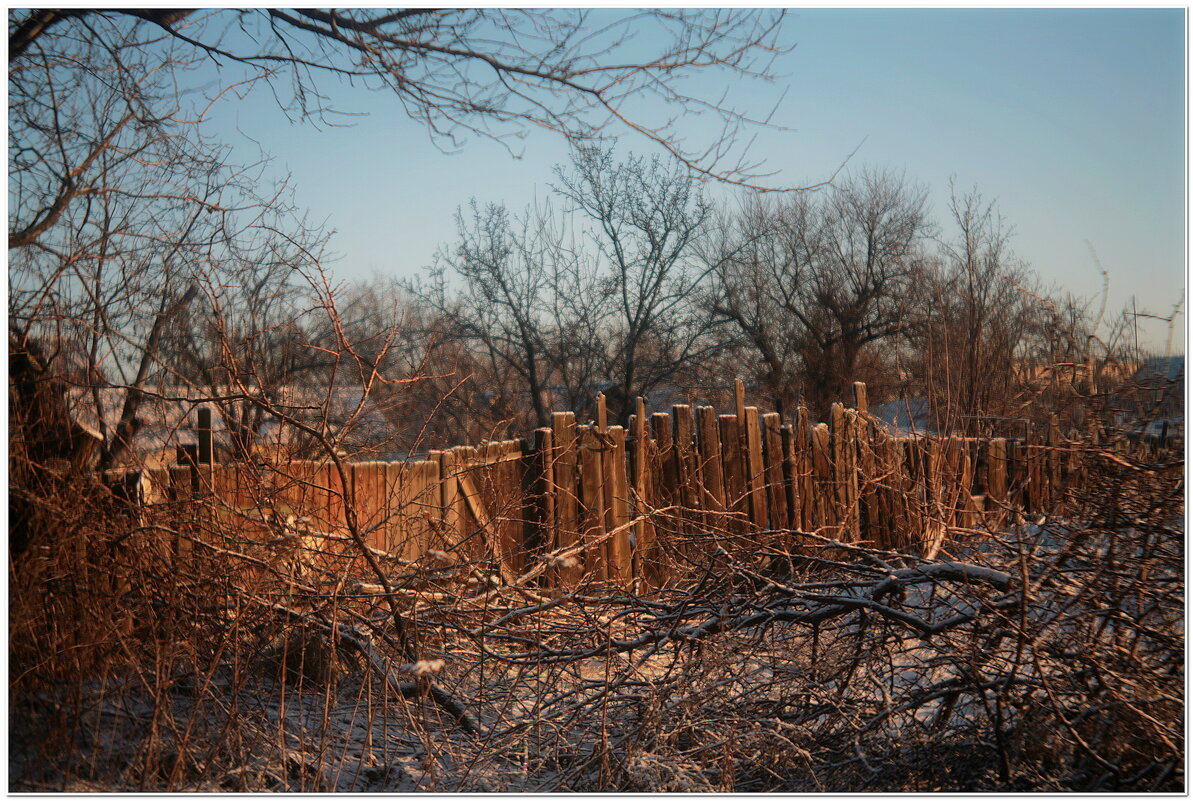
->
[8,7,1184,793]
[8,354,1184,791]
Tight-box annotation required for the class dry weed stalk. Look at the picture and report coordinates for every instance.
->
[8,279,1183,791]
[11,413,1181,791]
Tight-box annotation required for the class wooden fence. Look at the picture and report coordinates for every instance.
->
[145,382,1085,590]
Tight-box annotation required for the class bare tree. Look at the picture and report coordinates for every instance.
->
[9,7,803,465]
[417,148,725,428]
[795,170,929,415]
[411,201,590,430]
[897,185,1039,430]
[554,147,725,421]
[709,169,930,418]
[8,11,334,469]
[10,9,797,189]
[703,195,808,413]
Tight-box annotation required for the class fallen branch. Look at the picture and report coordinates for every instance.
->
[490,556,1016,663]
[251,596,479,735]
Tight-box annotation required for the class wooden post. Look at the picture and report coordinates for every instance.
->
[920,437,947,558]
[596,391,615,572]
[958,441,976,528]
[672,404,698,538]
[196,405,213,465]
[383,462,406,558]
[631,397,655,587]
[844,410,861,542]
[551,412,581,588]
[395,460,419,557]
[350,462,383,551]
[350,461,370,551]
[435,449,464,548]
[597,394,617,573]
[454,445,480,551]
[762,412,788,530]
[1019,443,1033,513]
[1066,441,1084,496]
[830,403,846,528]
[1028,444,1044,514]
[652,408,678,480]
[987,438,1008,505]
[795,405,813,530]
[578,425,607,582]
[695,406,726,517]
[597,392,608,431]
[781,424,800,532]
[830,404,859,541]
[208,462,233,553]
[810,423,833,531]
[718,414,746,532]
[852,381,869,415]
[1004,438,1021,509]
[892,439,916,551]
[371,460,391,550]
[501,439,526,574]
[972,438,989,499]
[167,465,195,566]
[743,406,767,529]
[326,460,348,538]
[380,460,400,555]
[651,412,678,585]
[867,426,890,549]
[650,412,678,506]
[1047,413,1062,507]
[422,457,444,549]
[879,437,902,550]
[943,436,963,530]
[854,406,879,543]
[607,426,632,587]
[528,428,555,586]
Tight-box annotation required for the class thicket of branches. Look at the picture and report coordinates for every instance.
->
[9,7,1183,794]
[397,155,1178,444]
[9,395,1183,791]
[9,8,1179,460]
[8,7,799,465]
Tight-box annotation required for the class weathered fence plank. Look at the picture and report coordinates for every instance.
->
[743,406,767,529]
[551,411,581,588]
[718,413,746,533]
[672,404,698,541]
[695,405,726,522]
[762,412,788,530]
[607,426,632,587]
[174,380,1090,587]
[577,425,607,582]
[527,427,555,586]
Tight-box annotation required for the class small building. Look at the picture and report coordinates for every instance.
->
[61,383,402,469]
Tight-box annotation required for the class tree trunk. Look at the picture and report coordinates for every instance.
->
[98,283,199,471]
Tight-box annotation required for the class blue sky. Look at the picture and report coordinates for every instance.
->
[207,8,1186,350]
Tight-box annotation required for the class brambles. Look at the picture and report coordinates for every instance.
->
[9,414,1181,791]
[7,9,1181,791]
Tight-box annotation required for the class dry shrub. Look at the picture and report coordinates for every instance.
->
[9,428,1183,792]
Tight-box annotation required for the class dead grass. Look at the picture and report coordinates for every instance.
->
[9,438,1183,792]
